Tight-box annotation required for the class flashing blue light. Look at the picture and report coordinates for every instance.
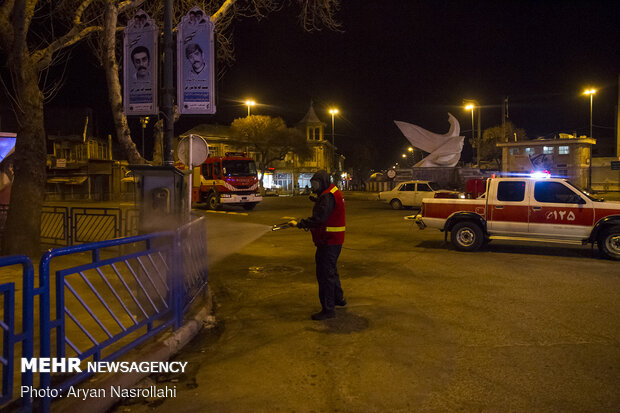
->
[530,170,551,179]
[0,135,16,163]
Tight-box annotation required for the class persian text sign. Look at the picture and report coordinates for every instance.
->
[177,7,216,114]
[123,10,158,116]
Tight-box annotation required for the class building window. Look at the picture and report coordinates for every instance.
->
[525,147,534,155]
[558,146,569,155]
[509,148,520,156]
[543,146,554,154]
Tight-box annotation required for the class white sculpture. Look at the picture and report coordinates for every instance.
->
[394,113,464,167]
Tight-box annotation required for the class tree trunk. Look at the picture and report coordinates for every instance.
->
[2,61,46,258]
[103,1,144,165]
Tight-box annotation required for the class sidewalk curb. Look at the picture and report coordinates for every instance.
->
[54,288,214,413]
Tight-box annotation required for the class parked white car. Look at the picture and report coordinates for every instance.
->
[379,180,456,209]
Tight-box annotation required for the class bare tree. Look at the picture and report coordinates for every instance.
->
[91,0,340,165]
[0,0,340,256]
[0,0,101,257]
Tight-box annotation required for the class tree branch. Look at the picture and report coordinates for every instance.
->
[72,0,96,25]
[211,0,237,24]
[118,0,146,14]
[0,0,15,49]
[33,25,101,71]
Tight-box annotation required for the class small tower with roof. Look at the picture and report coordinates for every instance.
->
[297,101,326,142]
[295,101,334,175]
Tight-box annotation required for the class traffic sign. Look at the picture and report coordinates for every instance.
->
[177,134,209,167]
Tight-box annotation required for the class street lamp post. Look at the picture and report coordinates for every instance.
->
[465,104,476,166]
[583,89,596,139]
[139,116,150,156]
[329,108,339,173]
[583,88,597,190]
[245,99,256,116]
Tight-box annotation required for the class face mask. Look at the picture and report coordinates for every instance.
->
[310,180,320,192]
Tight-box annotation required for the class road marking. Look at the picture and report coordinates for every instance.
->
[281,216,296,219]
[205,210,248,216]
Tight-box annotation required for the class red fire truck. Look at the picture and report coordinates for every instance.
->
[192,152,262,210]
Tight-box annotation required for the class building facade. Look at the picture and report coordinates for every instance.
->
[497,135,595,188]
[181,102,342,194]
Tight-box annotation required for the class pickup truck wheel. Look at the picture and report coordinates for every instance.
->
[207,193,220,210]
[390,199,403,210]
[451,221,483,252]
[597,226,620,260]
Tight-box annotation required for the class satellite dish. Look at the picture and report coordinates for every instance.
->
[177,134,209,167]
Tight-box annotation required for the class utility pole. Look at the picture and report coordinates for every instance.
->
[162,0,174,165]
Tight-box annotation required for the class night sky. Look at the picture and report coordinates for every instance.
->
[50,0,620,170]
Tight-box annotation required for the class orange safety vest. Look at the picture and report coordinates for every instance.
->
[311,184,345,245]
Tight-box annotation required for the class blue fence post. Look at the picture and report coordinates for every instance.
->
[39,251,52,413]
[0,255,35,411]
[1,282,14,405]
[21,256,34,410]
[173,231,184,330]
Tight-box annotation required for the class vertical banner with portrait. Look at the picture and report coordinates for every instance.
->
[123,10,158,116]
[177,7,216,115]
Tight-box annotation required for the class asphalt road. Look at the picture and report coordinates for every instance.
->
[116,194,620,412]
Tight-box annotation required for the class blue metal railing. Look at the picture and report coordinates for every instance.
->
[177,218,208,310]
[0,255,34,409]
[0,216,208,412]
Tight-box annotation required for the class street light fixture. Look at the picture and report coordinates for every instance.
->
[407,147,413,152]
[329,108,339,173]
[583,88,596,139]
[583,88,597,190]
[465,103,477,166]
[245,99,256,116]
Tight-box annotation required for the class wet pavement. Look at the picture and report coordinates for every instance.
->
[113,195,620,412]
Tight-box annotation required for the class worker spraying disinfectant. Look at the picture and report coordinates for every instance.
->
[272,170,346,320]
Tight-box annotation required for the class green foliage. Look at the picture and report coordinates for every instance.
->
[481,121,527,169]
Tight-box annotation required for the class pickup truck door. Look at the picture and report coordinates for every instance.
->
[528,180,593,239]
[487,180,529,235]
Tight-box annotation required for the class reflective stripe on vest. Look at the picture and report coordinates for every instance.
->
[325,226,345,232]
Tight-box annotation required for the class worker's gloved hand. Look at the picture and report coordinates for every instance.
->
[308,195,317,202]
[288,220,298,228]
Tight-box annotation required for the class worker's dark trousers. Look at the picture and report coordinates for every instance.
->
[315,244,344,313]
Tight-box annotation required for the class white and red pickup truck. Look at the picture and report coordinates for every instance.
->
[411,176,620,260]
